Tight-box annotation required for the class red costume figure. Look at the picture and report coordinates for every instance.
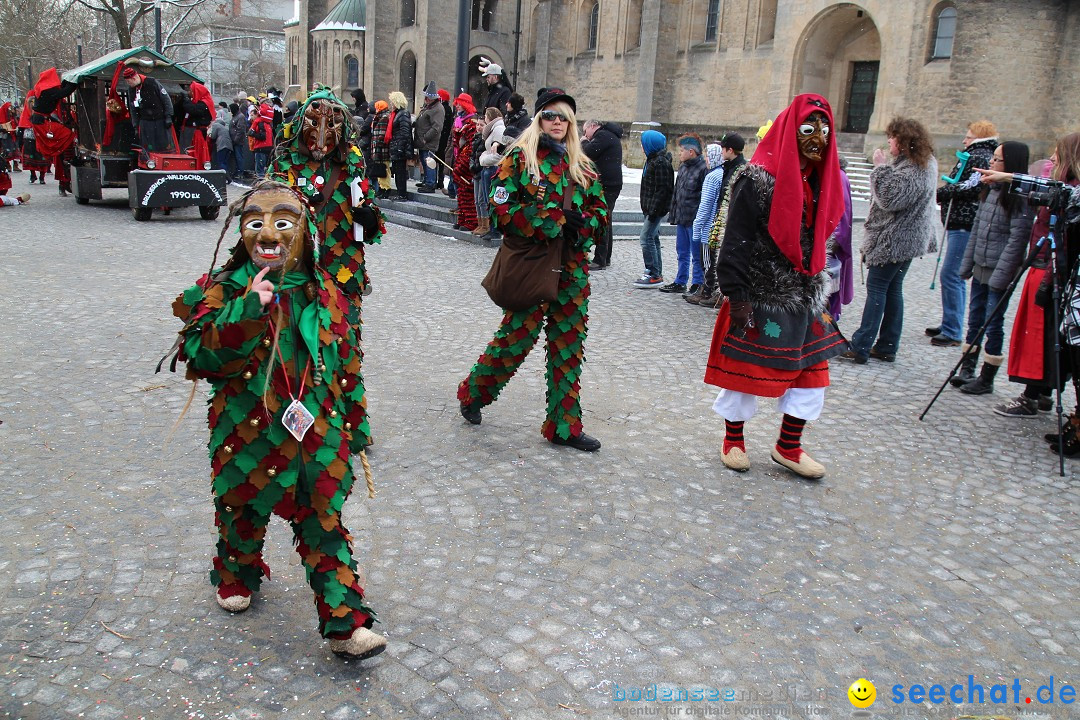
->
[705,93,848,478]
[449,93,478,231]
[18,92,51,184]
[183,81,215,167]
[30,68,76,196]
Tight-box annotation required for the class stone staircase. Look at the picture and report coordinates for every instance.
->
[840,150,872,202]
[378,183,676,246]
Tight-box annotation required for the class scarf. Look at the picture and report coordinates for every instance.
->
[384,111,395,144]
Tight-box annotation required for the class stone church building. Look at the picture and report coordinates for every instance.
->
[285,0,1080,154]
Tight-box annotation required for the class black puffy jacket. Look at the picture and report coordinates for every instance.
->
[389,110,413,160]
[582,122,624,194]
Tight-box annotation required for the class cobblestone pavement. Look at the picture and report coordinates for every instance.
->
[2,174,1078,720]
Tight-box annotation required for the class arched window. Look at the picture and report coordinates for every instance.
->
[705,0,721,43]
[930,5,956,59]
[587,1,600,51]
[399,50,416,109]
[401,0,415,27]
[346,55,359,88]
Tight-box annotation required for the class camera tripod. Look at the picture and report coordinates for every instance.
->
[920,213,1072,476]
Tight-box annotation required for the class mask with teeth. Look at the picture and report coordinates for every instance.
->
[240,187,308,272]
[300,99,345,160]
[797,111,830,164]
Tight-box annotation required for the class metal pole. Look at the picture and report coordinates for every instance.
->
[155,4,163,53]
[76,35,83,66]
[511,0,522,87]
[454,0,471,95]
[26,59,32,91]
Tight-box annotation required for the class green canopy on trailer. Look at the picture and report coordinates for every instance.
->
[62,46,203,85]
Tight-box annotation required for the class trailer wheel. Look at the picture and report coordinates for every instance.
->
[75,196,90,205]
[132,207,153,221]
[199,205,220,221]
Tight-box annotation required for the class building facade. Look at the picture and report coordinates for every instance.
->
[285,0,1080,153]
[177,0,290,101]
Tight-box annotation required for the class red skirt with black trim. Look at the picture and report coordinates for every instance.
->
[1007,267,1049,383]
[704,300,847,397]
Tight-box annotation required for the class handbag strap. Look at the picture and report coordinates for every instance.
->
[562,179,576,211]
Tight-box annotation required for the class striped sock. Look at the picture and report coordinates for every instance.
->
[775,414,806,462]
[723,420,745,454]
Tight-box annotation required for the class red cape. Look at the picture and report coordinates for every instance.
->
[750,93,844,276]
[189,82,216,122]
[103,62,130,147]
[31,68,75,157]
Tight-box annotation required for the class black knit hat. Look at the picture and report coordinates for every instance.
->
[720,132,745,153]
[534,87,576,115]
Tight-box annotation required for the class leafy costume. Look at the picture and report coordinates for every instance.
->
[270,89,385,311]
[457,139,608,440]
[172,212,376,640]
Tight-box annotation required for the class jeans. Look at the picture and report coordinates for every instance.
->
[254,149,270,178]
[938,229,970,340]
[674,224,704,285]
[215,148,233,176]
[234,143,252,177]
[476,167,495,219]
[639,214,665,279]
[850,260,912,357]
[420,149,437,186]
[965,278,1009,356]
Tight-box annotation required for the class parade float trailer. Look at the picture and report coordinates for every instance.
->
[63,46,226,221]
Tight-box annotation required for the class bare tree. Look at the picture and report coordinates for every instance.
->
[68,0,157,49]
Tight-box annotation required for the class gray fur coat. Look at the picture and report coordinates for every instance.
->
[861,155,939,266]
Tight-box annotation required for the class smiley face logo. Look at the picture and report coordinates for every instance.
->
[848,678,876,708]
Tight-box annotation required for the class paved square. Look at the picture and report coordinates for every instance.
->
[1,176,1077,719]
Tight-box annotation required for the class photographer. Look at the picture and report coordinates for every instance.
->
[950,142,1033,395]
[982,133,1080,422]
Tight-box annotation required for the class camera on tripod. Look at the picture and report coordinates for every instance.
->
[1010,173,1070,211]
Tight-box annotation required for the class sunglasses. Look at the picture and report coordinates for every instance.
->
[540,110,568,122]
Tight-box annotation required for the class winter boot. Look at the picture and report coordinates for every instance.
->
[472,216,489,236]
[949,344,980,387]
[960,354,1002,395]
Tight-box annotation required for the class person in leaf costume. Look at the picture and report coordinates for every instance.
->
[704,94,849,479]
[269,89,385,314]
[457,88,609,452]
[171,180,386,661]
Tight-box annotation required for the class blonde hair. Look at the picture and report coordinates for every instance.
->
[506,101,596,187]
[388,91,408,110]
